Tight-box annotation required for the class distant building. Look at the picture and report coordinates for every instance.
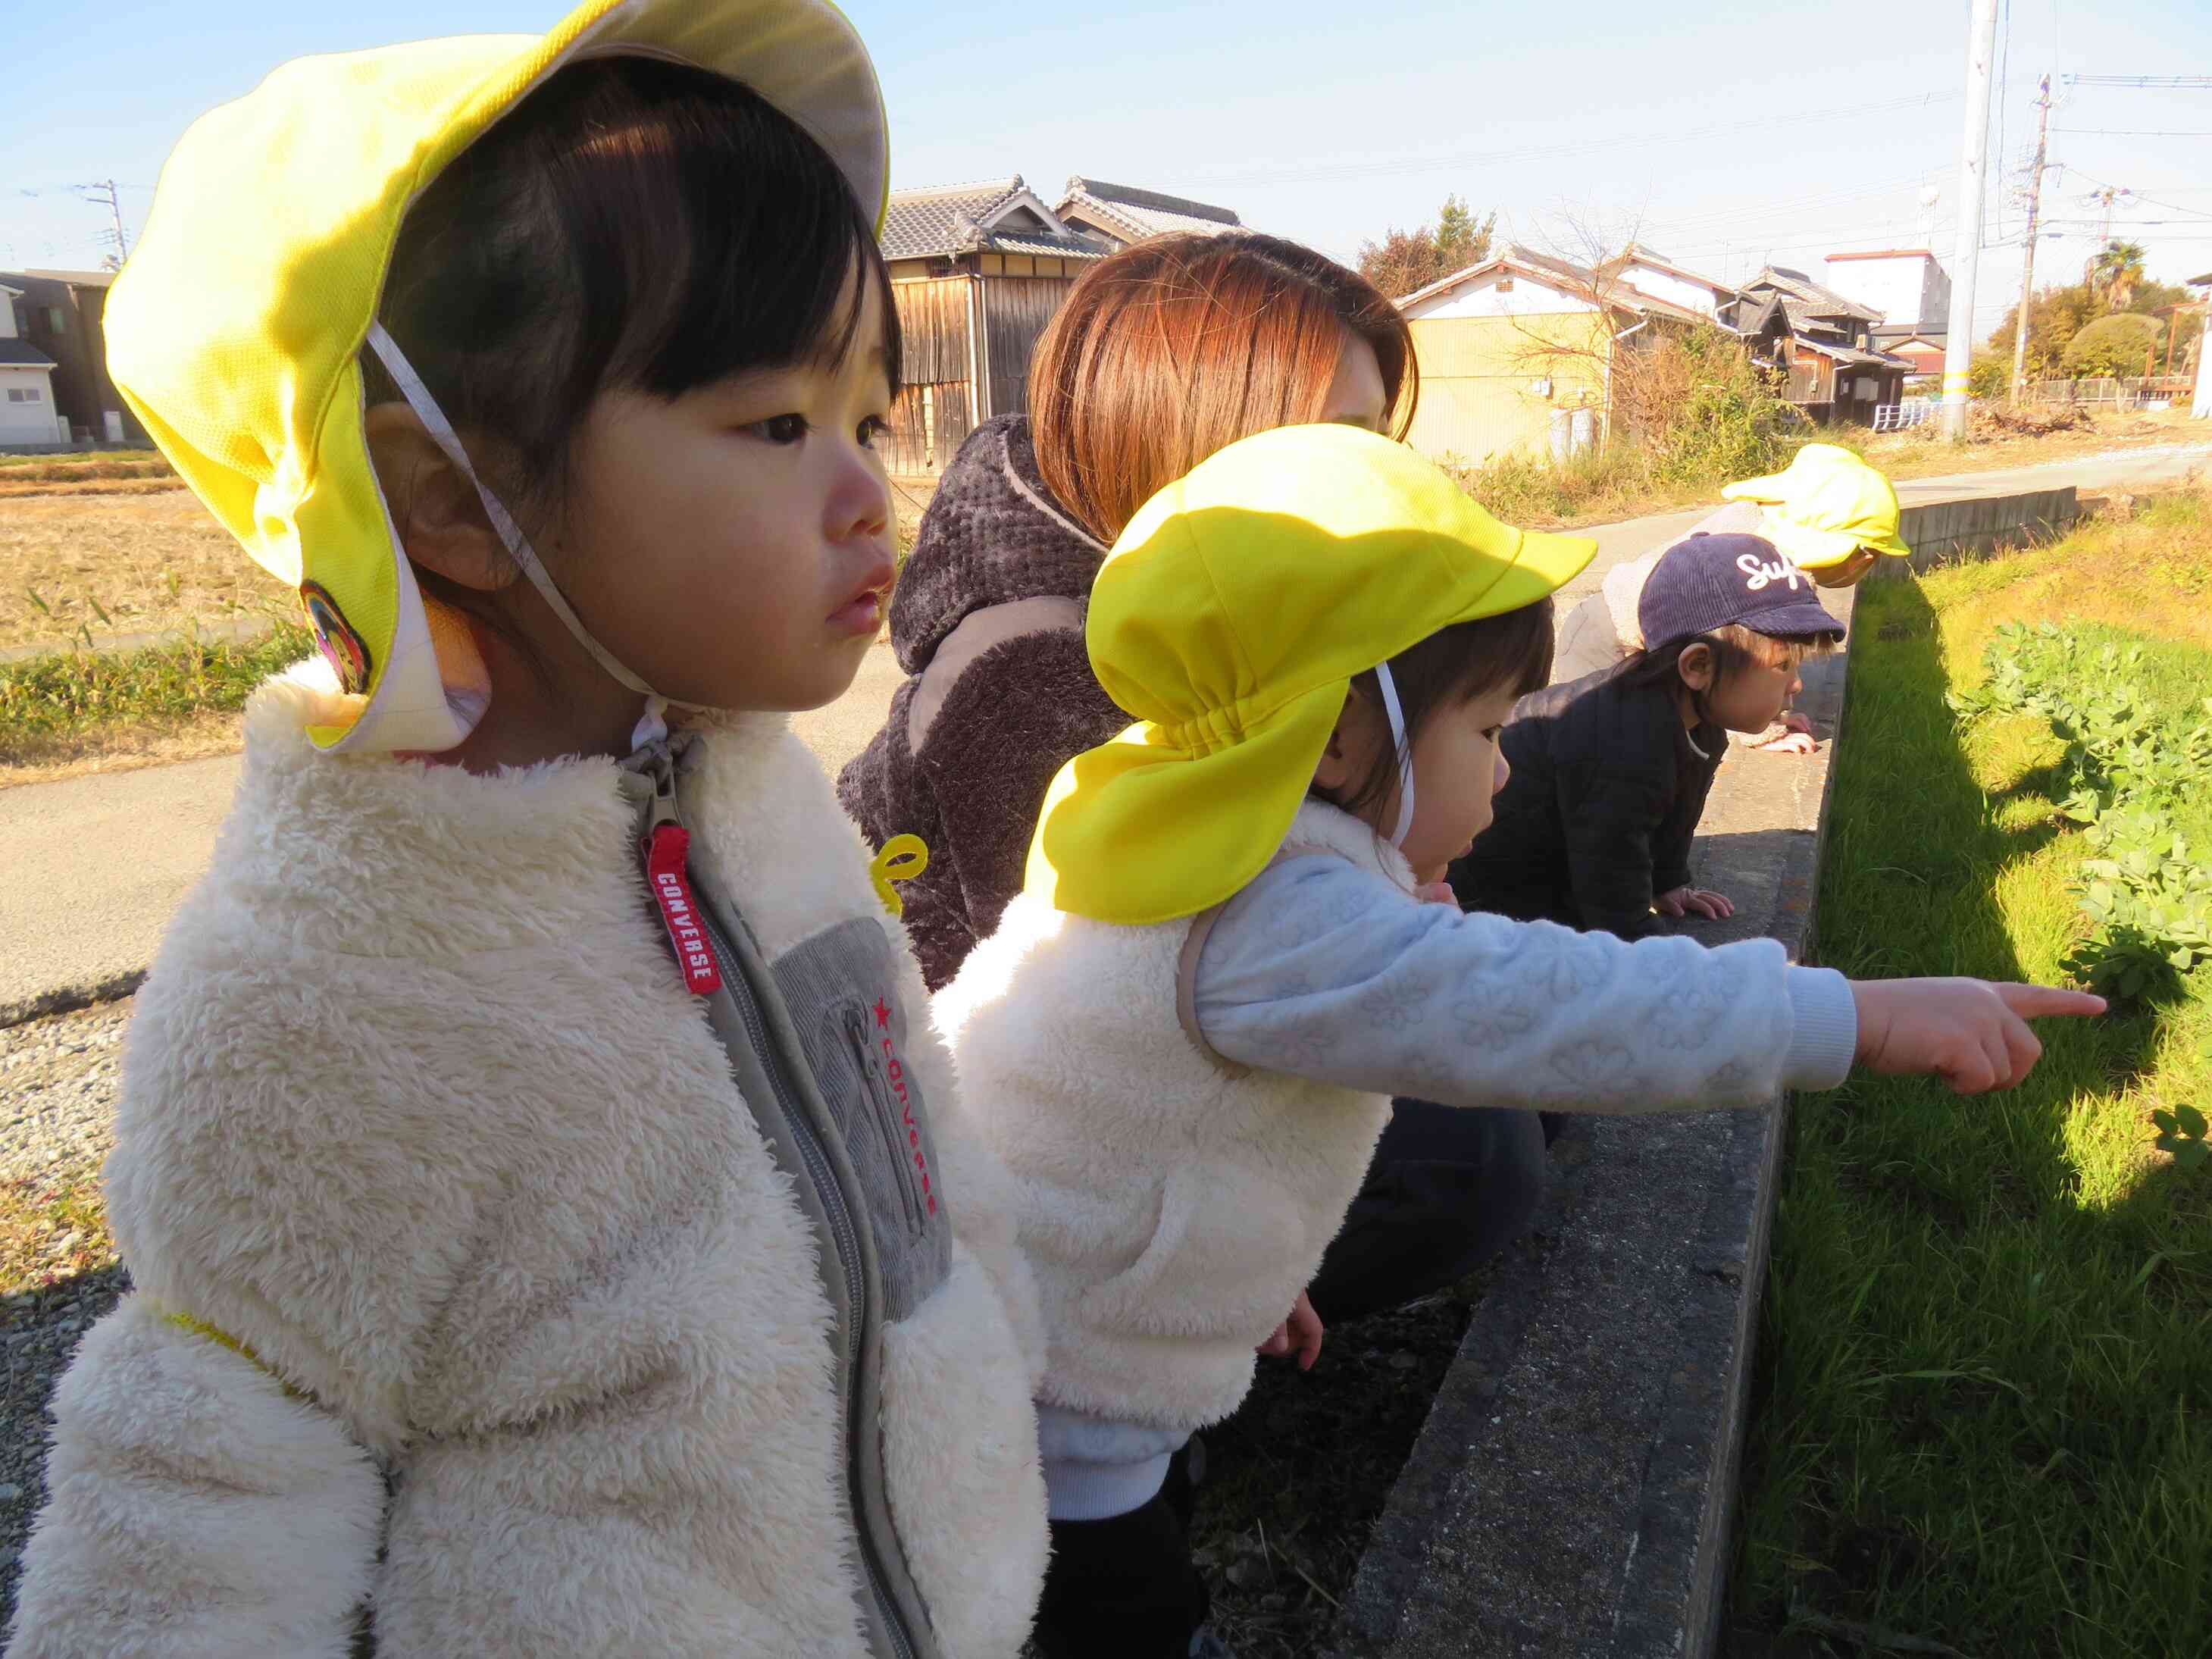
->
[1722,266,1914,424]
[1869,327,1947,386]
[0,282,66,448]
[1821,249,1953,332]
[1,268,143,449]
[1396,243,1710,465]
[1598,243,1744,324]
[1823,249,1952,389]
[874,174,1249,471]
[1053,178,1243,249]
[877,177,1109,471]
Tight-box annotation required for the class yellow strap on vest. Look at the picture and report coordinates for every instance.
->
[164,1311,301,1398]
[870,834,931,918]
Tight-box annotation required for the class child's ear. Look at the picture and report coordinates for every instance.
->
[364,402,518,594]
[1312,713,1359,793]
[1312,687,1378,793]
[1676,642,1716,692]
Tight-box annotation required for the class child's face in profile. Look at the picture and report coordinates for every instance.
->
[556,268,900,715]
[1687,647,1804,734]
[1322,682,1522,885]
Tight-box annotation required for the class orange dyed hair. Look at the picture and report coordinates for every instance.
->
[1028,230,1418,543]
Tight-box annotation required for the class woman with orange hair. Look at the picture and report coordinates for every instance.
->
[841,231,1547,1653]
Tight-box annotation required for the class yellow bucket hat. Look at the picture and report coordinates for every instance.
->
[1028,425,1596,926]
[104,0,887,753]
[1720,443,1910,569]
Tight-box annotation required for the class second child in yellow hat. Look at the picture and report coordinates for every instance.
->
[934,423,2100,1654]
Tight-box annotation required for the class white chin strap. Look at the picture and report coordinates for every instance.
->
[366,324,669,750]
[1372,660,1416,850]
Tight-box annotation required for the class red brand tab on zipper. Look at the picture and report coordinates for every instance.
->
[646,823,721,996]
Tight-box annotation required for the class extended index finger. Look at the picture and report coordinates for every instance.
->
[1993,983,2108,1020]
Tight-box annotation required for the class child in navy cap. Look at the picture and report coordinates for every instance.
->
[1451,531,1843,940]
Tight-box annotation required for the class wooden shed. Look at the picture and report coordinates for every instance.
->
[1719,268,1913,425]
[878,177,1109,474]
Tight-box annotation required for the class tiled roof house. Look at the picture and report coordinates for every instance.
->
[880,177,1108,273]
[1053,178,1242,248]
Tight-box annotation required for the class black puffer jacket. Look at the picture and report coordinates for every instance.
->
[1450,664,1727,941]
[839,416,1122,990]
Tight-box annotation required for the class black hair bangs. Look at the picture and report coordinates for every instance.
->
[543,61,903,405]
[374,55,900,506]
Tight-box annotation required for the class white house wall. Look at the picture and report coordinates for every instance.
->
[1822,255,1948,330]
[0,368,62,444]
[1622,265,1719,318]
[1405,273,1598,320]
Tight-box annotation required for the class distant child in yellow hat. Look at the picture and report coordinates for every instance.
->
[934,424,2098,1659]
[11,6,1052,1656]
[1553,443,1910,753]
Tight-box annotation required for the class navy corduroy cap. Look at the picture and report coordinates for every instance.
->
[1638,533,1844,650]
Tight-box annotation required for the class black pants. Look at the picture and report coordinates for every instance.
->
[1306,1098,1548,1325]
[1032,1446,1206,1659]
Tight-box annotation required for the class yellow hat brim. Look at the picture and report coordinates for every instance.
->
[1720,468,1796,506]
[1755,513,1867,570]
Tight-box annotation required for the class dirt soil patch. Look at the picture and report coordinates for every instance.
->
[1189,1269,1498,1654]
[2,490,289,653]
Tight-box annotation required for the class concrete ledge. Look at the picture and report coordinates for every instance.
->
[1886,485,2078,575]
[1336,590,1855,1658]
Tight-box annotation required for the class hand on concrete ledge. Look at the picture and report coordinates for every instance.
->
[1656,885,1735,920]
[1751,710,1821,754]
[1851,979,2107,1094]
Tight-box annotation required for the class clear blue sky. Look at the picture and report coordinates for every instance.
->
[8,1,2209,343]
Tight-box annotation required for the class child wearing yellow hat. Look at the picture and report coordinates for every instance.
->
[934,423,2099,1658]
[10,6,1051,1657]
[1553,443,1911,751]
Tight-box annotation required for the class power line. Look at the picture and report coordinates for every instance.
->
[2063,74,2212,88]
[2054,127,2212,136]
[1184,89,1964,188]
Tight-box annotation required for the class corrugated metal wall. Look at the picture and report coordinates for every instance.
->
[885,278,976,473]
[980,277,1075,427]
[881,274,1081,471]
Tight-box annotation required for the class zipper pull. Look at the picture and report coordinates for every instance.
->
[638,750,721,997]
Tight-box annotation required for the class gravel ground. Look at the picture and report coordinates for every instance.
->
[2,998,133,1636]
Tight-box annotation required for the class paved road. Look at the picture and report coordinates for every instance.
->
[3,440,2207,1024]
[0,647,905,1025]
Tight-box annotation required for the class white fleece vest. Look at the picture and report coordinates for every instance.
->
[10,662,1048,1659]
[936,801,1403,1435]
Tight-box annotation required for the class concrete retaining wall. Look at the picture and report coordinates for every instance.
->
[1884,485,2078,575]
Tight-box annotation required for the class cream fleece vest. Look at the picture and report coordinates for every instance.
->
[10,662,1048,1659]
[936,800,1403,1435]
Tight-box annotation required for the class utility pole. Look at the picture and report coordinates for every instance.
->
[2009,76,2052,405]
[77,180,128,261]
[2084,185,2128,272]
[1942,0,2002,442]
